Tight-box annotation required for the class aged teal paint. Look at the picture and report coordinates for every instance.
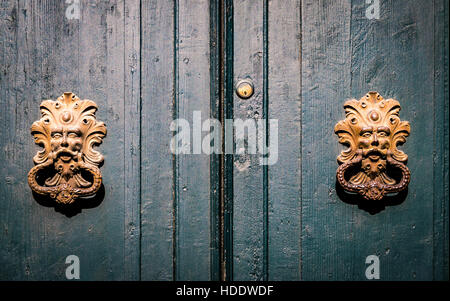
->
[140,0,221,281]
[301,0,355,280]
[348,0,435,280]
[267,0,302,281]
[176,0,213,280]
[225,0,302,281]
[209,0,222,281]
[433,0,449,281]
[140,0,175,280]
[0,0,448,281]
[223,0,235,281]
[0,0,141,280]
[232,0,266,281]
[301,0,449,280]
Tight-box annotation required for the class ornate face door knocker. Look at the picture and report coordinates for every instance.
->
[334,92,410,201]
[28,92,107,204]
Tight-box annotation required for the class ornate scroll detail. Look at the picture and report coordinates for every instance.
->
[335,92,410,201]
[28,92,107,204]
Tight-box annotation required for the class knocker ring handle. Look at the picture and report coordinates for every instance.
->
[28,159,102,204]
[336,150,411,201]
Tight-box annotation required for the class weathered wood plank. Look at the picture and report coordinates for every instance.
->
[267,0,301,281]
[118,0,141,281]
[176,0,212,280]
[433,0,449,281]
[232,0,265,281]
[349,0,435,280]
[140,0,175,281]
[301,0,354,280]
[0,0,446,282]
[0,0,140,280]
[301,0,445,281]
[223,0,235,280]
[209,0,221,281]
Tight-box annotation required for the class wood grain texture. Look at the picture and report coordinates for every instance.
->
[209,0,221,281]
[301,0,354,280]
[140,0,174,281]
[141,0,217,281]
[350,0,435,280]
[176,0,212,280]
[232,0,265,281]
[432,0,449,281]
[222,0,235,280]
[301,0,448,280]
[0,0,140,280]
[0,0,447,281]
[267,0,301,281]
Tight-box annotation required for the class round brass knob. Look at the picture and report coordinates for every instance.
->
[236,80,254,99]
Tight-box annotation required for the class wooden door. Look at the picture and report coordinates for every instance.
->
[225,0,449,281]
[0,0,141,280]
[0,0,448,281]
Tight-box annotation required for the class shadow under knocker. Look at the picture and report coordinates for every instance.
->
[28,92,107,216]
[334,92,411,213]
[32,185,105,218]
[336,183,408,215]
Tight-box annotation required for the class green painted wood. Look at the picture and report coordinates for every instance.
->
[301,0,449,280]
[267,0,301,281]
[1,0,220,282]
[120,0,141,280]
[223,0,235,281]
[0,0,140,280]
[301,0,354,280]
[432,0,449,281]
[349,0,436,281]
[232,0,265,281]
[209,0,222,281]
[140,0,175,281]
[0,0,447,282]
[175,0,214,280]
[140,0,219,281]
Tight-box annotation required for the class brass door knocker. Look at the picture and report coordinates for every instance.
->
[28,92,107,204]
[334,92,410,201]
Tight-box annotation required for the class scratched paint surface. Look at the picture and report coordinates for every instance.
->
[0,0,448,280]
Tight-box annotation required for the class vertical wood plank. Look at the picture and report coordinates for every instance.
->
[301,0,447,281]
[223,0,235,280]
[432,0,449,281]
[267,0,301,281]
[209,0,221,281]
[176,0,212,280]
[76,0,141,280]
[0,0,140,280]
[140,0,175,281]
[232,0,265,281]
[123,0,141,280]
[301,0,354,280]
[350,0,435,280]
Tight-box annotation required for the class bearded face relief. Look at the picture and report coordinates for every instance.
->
[335,92,410,201]
[357,124,391,181]
[28,92,107,204]
[50,125,82,179]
